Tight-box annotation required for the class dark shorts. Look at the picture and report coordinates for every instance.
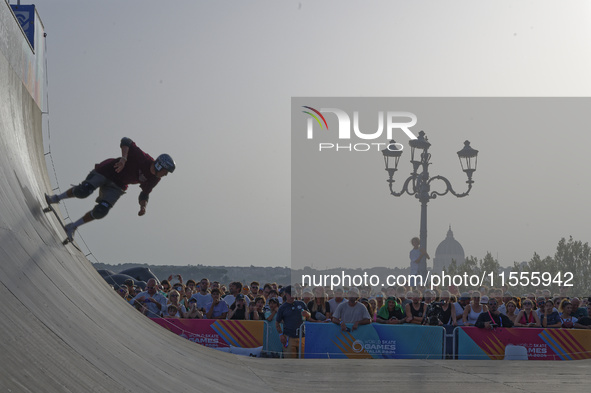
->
[84,170,125,206]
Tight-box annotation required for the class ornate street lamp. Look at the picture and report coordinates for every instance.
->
[382,131,478,281]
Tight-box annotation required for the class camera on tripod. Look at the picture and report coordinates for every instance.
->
[425,301,444,326]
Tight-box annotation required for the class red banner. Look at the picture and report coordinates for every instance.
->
[458,327,591,360]
[150,318,264,349]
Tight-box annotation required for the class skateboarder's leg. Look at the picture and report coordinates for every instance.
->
[47,170,106,204]
[63,182,124,240]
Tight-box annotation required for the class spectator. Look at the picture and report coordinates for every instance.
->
[301,288,314,305]
[191,278,212,312]
[328,287,347,312]
[559,301,583,328]
[267,289,281,305]
[116,285,132,302]
[171,281,184,294]
[540,298,562,328]
[375,292,385,310]
[571,298,589,319]
[360,298,374,321]
[424,290,436,306]
[185,279,197,292]
[241,284,252,299]
[181,286,194,310]
[439,290,457,326]
[247,301,260,320]
[224,281,249,307]
[462,292,487,327]
[166,290,187,318]
[369,298,378,322]
[185,298,203,319]
[228,294,248,320]
[332,288,371,331]
[576,302,591,329]
[123,279,136,298]
[132,278,167,318]
[250,281,261,298]
[161,280,172,295]
[475,297,514,329]
[308,287,331,322]
[497,291,513,315]
[164,304,181,319]
[405,290,427,325]
[376,297,405,325]
[514,299,541,327]
[504,300,519,323]
[454,292,470,326]
[253,296,266,320]
[535,297,549,317]
[262,283,272,299]
[265,298,280,322]
[276,285,310,358]
[398,286,412,309]
[205,288,229,319]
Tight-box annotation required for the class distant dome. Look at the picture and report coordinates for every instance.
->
[433,226,465,273]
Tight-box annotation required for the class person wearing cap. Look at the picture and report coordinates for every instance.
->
[453,292,471,326]
[376,297,406,324]
[223,281,250,307]
[228,294,248,320]
[332,287,371,331]
[275,285,310,358]
[328,286,347,312]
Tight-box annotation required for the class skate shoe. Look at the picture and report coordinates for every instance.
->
[64,223,77,242]
[45,193,59,205]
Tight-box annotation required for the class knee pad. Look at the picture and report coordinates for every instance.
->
[72,181,96,199]
[91,201,112,220]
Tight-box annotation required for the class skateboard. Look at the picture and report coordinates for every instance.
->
[43,193,79,249]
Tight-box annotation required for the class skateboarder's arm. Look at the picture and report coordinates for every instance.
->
[114,144,130,173]
[138,198,147,216]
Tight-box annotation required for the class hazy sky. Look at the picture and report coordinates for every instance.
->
[33,0,591,269]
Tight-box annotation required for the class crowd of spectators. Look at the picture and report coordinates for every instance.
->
[115,275,591,332]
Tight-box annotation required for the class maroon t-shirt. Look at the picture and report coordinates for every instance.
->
[94,141,160,195]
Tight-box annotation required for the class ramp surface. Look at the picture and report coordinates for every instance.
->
[0,3,589,393]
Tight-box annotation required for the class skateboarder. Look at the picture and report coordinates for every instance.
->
[46,137,175,241]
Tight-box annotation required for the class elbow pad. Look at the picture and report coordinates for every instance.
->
[121,137,133,148]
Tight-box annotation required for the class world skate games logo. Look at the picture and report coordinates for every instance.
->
[301,105,418,152]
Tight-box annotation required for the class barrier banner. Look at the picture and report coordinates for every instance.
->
[151,319,264,349]
[303,322,444,359]
[457,327,591,360]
